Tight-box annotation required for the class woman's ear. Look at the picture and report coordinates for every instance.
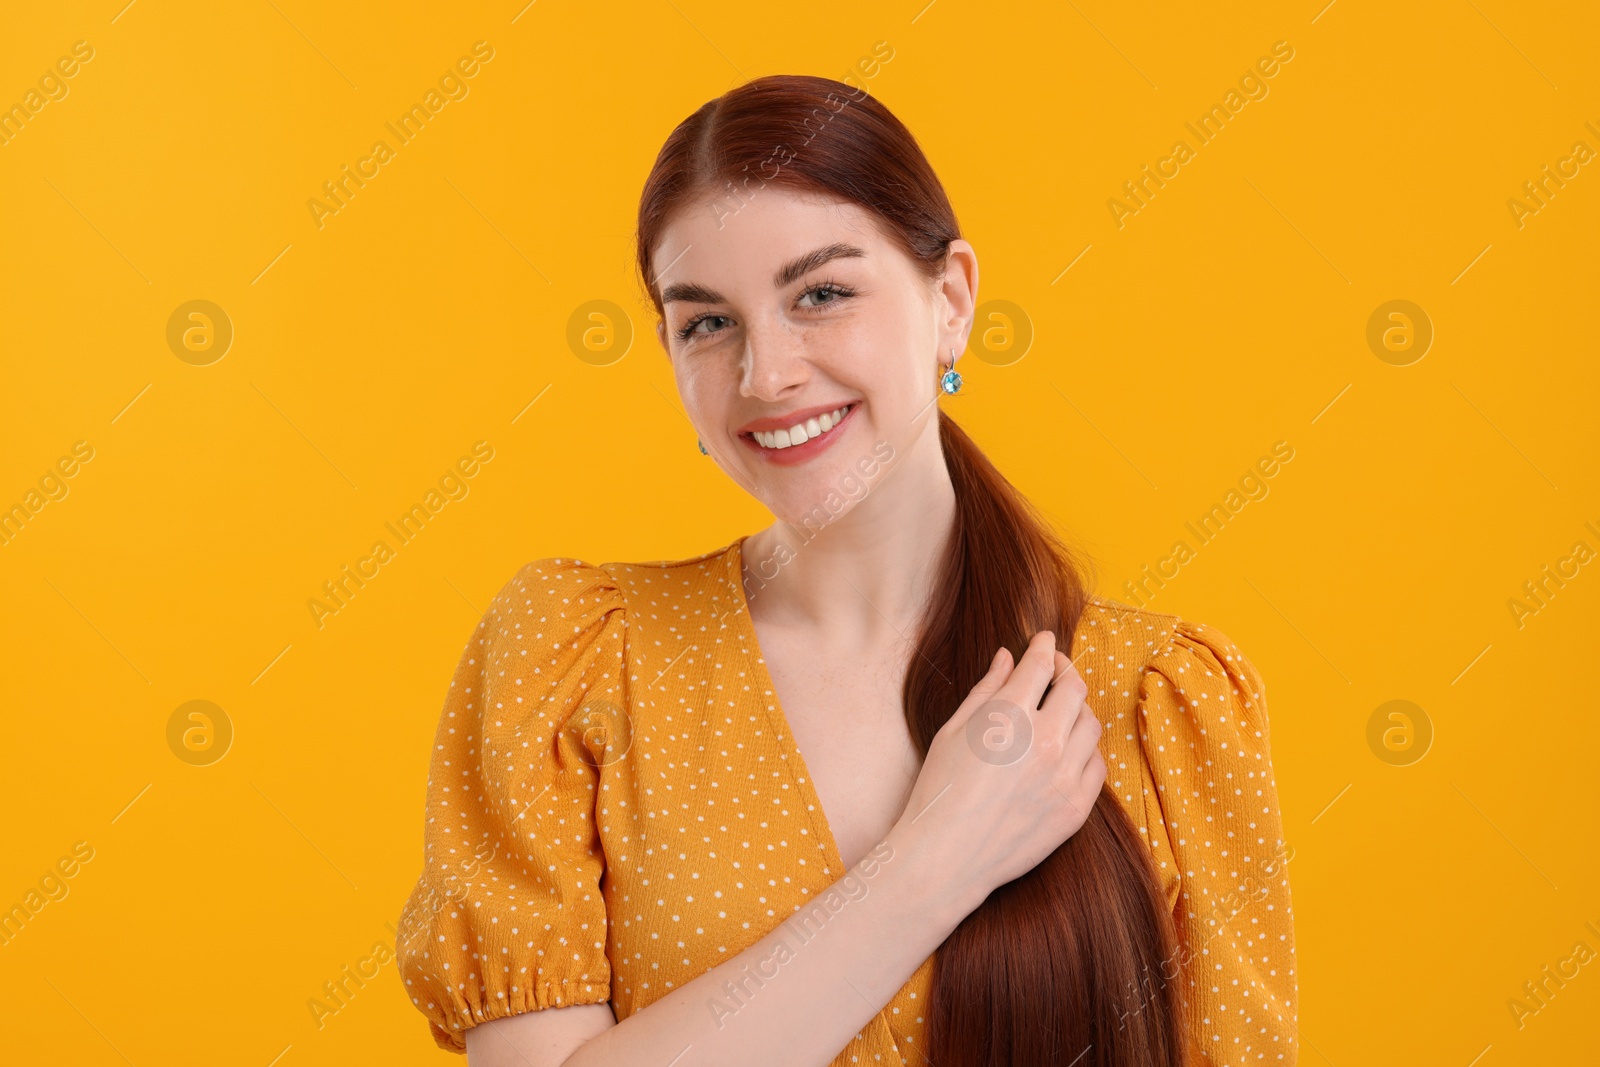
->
[940,239,978,350]
[656,319,670,358]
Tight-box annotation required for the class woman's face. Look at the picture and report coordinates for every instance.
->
[652,186,976,527]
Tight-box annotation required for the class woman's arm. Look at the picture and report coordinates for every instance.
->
[465,631,1104,1067]
[1137,618,1299,1062]
[465,825,979,1067]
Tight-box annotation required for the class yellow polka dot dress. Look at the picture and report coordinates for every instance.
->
[396,535,1298,1063]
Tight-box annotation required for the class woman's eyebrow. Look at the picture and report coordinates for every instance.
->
[774,242,867,288]
[660,242,868,305]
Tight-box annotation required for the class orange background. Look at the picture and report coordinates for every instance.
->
[1,1,1596,1063]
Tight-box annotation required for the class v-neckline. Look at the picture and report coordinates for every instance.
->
[724,533,850,879]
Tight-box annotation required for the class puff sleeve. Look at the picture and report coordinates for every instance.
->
[1137,617,1298,1065]
[396,558,629,1053]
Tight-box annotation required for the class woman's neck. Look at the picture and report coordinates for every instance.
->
[743,443,958,648]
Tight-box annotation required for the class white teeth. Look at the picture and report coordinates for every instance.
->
[752,404,853,450]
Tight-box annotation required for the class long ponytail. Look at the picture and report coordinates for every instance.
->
[913,412,1189,1066]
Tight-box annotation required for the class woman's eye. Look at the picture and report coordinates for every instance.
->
[676,314,729,341]
[675,283,854,342]
[798,283,854,309]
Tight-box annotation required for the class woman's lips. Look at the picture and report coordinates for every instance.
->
[738,402,858,466]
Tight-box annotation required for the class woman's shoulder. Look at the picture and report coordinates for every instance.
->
[1074,595,1263,704]
[1071,595,1183,684]
[1081,593,1273,764]
[515,538,741,580]
[1077,594,1182,649]
[485,539,743,629]
[1080,594,1251,661]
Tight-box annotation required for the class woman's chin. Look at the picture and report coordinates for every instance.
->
[759,486,860,535]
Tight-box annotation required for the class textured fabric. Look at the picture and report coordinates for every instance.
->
[396,535,1298,1062]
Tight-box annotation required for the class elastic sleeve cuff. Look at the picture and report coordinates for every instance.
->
[421,975,614,1053]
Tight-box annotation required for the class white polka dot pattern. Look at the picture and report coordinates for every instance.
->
[396,557,624,1053]
[395,542,1298,1065]
[1136,616,1298,1064]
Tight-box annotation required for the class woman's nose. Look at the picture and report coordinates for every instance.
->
[739,319,811,399]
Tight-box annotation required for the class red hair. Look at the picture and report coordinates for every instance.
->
[636,74,1190,1067]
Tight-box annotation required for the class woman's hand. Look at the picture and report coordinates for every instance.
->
[887,629,1107,911]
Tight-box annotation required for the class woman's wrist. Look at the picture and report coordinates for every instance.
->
[880,819,988,929]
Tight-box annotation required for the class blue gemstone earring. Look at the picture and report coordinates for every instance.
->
[939,346,963,395]
[697,437,708,455]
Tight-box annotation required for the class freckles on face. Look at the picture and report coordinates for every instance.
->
[648,187,947,526]
[652,189,938,440]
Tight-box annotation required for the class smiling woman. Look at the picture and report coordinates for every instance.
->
[396,73,1297,1067]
